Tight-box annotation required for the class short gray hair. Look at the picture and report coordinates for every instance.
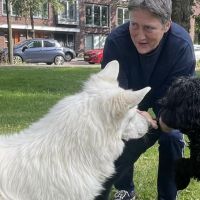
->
[128,0,172,24]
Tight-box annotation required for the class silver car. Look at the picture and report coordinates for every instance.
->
[194,44,200,62]
[2,38,76,65]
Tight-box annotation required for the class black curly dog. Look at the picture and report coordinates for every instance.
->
[159,76,200,190]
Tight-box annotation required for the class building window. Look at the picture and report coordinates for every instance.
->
[117,7,129,26]
[3,0,48,18]
[60,0,77,22]
[28,41,42,48]
[44,40,56,47]
[94,5,100,26]
[102,6,108,26]
[85,4,108,27]
[33,3,48,19]
[3,0,17,15]
[85,34,107,50]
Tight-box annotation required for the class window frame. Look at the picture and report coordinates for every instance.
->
[85,4,108,27]
[2,0,17,16]
[60,0,77,22]
[33,3,49,19]
[2,0,49,19]
[117,7,129,26]
[85,34,107,50]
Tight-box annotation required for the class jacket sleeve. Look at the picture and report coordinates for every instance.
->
[101,36,120,68]
[152,43,196,115]
[101,37,129,89]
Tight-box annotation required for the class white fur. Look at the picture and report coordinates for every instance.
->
[0,60,150,200]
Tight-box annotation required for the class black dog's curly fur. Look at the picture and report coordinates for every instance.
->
[159,76,200,190]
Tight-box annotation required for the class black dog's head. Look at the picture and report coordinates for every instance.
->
[159,76,200,190]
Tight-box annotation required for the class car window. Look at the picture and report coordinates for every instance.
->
[15,40,30,48]
[28,41,42,48]
[44,41,55,47]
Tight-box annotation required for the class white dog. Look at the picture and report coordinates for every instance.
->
[0,60,150,200]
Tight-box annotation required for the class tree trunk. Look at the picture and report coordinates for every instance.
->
[30,7,35,38]
[5,0,13,64]
[171,0,195,31]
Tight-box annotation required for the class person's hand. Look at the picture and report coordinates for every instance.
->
[137,110,158,129]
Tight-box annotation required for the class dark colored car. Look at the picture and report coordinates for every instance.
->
[84,49,103,64]
[2,38,76,65]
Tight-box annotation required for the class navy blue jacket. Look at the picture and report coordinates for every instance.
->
[101,22,195,115]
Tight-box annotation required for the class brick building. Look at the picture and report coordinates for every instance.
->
[0,0,129,55]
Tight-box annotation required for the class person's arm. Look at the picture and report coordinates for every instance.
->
[153,43,196,115]
[101,36,129,89]
[101,37,120,69]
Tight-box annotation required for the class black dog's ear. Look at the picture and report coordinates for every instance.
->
[175,158,191,190]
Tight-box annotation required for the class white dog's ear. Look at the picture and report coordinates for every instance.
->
[124,87,151,106]
[98,60,119,81]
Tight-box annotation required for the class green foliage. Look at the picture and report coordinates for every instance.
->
[193,0,200,34]
[171,0,195,31]
[11,0,64,38]
[195,15,200,34]
[11,0,64,18]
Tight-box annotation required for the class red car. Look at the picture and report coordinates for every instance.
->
[84,49,103,64]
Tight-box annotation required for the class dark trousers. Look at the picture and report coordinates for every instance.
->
[114,129,184,200]
[95,129,184,200]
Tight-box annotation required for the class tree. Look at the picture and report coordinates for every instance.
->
[171,0,200,31]
[3,0,74,64]
[12,0,64,38]
[195,15,200,42]
[5,0,13,64]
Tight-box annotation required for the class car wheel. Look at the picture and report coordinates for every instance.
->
[54,56,64,65]
[13,56,23,64]
[65,53,73,62]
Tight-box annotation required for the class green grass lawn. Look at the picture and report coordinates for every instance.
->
[0,66,199,199]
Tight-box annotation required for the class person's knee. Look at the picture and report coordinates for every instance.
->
[159,130,184,160]
[159,130,184,145]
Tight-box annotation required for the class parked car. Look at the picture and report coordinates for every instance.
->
[1,38,76,65]
[84,49,103,64]
[194,44,200,62]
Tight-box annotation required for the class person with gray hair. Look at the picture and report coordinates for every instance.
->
[128,0,172,23]
[99,0,195,199]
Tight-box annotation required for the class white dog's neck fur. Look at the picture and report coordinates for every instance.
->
[0,60,150,200]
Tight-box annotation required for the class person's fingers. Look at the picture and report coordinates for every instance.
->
[137,110,158,129]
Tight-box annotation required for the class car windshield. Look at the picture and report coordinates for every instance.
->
[43,40,62,48]
[14,40,30,48]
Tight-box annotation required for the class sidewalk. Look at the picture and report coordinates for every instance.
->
[0,57,101,68]
[65,57,101,68]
